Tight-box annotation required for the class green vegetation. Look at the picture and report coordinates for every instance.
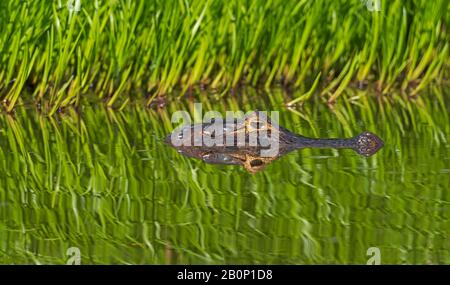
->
[0,87,448,264]
[1,0,449,266]
[0,0,449,113]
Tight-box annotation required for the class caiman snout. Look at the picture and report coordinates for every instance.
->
[353,131,384,157]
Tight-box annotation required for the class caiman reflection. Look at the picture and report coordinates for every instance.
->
[166,111,384,173]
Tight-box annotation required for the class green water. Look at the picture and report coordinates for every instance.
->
[0,88,449,264]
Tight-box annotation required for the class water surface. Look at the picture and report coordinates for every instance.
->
[0,88,449,264]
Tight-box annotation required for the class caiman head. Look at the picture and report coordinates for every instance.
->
[165,111,290,173]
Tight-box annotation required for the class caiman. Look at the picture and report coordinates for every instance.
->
[165,111,383,173]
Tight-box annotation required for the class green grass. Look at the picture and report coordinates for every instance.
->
[0,0,450,114]
[0,0,449,113]
[0,87,449,264]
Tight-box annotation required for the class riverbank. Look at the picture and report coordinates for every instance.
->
[0,0,449,113]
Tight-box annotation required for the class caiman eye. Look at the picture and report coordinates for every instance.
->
[250,120,267,130]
